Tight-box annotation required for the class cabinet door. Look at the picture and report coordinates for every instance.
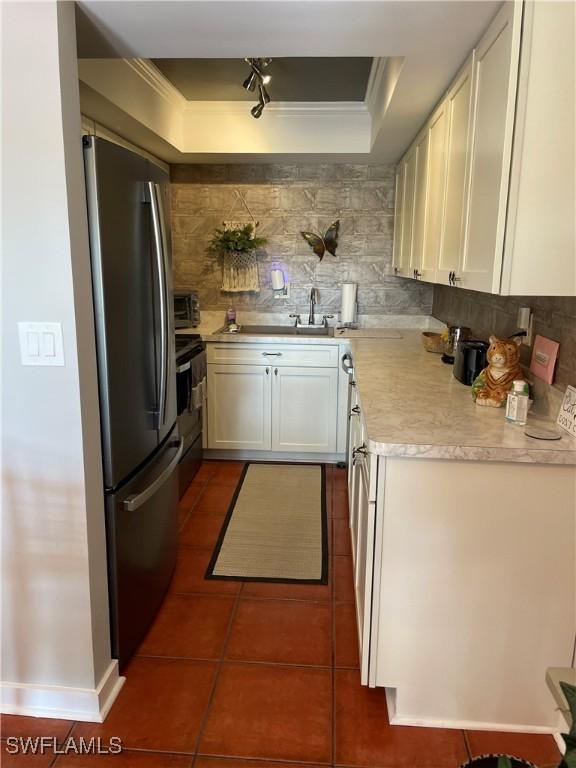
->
[410,128,429,279]
[461,1,521,292]
[207,364,271,450]
[421,100,448,282]
[350,450,378,686]
[392,167,404,275]
[436,54,474,286]
[271,366,338,453]
[397,150,416,277]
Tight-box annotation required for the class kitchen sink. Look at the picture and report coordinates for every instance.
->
[215,325,334,337]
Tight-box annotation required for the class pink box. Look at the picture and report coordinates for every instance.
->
[530,335,559,384]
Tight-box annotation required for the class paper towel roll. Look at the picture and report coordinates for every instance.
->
[340,283,358,324]
[271,269,285,290]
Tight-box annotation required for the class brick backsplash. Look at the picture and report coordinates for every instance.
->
[432,284,576,389]
[170,164,433,317]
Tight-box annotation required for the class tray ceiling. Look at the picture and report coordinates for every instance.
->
[151,58,373,102]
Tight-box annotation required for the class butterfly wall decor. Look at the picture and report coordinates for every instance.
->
[300,220,340,261]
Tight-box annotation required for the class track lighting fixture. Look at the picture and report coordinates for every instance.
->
[243,58,272,118]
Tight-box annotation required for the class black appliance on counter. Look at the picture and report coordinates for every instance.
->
[83,136,180,668]
[174,292,200,328]
[453,340,489,385]
[175,335,205,497]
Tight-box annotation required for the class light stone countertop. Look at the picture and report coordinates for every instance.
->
[350,332,576,465]
[177,319,575,464]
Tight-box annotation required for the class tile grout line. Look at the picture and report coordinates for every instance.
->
[463,730,473,761]
[191,550,244,757]
[178,475,212,533]
[135,652,358,672]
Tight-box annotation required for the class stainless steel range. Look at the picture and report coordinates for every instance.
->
[175,334,205,496]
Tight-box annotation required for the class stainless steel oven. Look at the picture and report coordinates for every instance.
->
[176,335,205,497]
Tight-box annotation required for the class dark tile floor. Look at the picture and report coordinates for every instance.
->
[1,462,562,767]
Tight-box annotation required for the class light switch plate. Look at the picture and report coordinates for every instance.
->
[18,322,65,366]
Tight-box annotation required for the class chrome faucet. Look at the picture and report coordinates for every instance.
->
[308,288,317,326]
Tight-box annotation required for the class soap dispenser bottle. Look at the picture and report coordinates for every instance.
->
[505,380,529,425]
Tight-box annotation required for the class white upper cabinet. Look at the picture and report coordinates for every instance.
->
[460,0,522,292]
[420,100,448,283]
[501,0,576,296]
[410,128,430,279]
[397,147,416,277]
[392,167,405,276]
[436,55,474,286]
[393,0,574,296]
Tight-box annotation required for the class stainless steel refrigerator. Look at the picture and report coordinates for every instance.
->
[83,136,181,668]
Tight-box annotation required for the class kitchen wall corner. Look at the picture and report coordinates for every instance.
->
[170,163,433,319]
[432,285,576,390]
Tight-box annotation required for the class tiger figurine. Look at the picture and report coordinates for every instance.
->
[472,335,523,408]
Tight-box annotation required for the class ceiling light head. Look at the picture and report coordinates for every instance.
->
[251,102,264,119]
[243,57,272,118]
[243,71,258,91]
[258,83,271,105]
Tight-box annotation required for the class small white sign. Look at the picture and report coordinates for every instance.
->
[556,385,576,439]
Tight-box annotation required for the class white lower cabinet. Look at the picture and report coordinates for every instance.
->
[206,344,340,455]
[347,448,576,729]
[207,364,272,450]
[271,366,338,453]
[346,399,380,687]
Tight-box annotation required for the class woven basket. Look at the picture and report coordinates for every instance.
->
[421,331,445,354]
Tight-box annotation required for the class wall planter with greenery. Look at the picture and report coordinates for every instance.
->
[208,223,267,293]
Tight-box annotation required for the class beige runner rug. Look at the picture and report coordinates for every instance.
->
[206,463,327,583]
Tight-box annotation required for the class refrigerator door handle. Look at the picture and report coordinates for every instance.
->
[123,438,183,511]
[147,181,169,428]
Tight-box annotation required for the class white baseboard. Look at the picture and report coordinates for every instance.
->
[1,661,125,722]
[204,449,346,464]
[384,688,562,736]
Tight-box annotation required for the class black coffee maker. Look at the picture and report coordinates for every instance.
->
[453,340,490,385]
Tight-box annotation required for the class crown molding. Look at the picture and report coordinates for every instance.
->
[123,59,186,109]
[365,57,388,113]
[182,100,369,119]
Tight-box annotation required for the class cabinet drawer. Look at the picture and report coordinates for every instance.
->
[207,343,339,368]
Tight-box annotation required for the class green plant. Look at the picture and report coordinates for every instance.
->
[208,223,267,254]
[559,681,576,768]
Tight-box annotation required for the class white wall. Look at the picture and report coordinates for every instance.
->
[1,1,121,720]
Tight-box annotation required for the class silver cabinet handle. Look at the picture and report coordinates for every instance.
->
[342,354,354,375]
[274,368,278,376]
[352,444,367,465]
[265,367,270,374]
[349,405,361,416]
[123,438,183,511]
[262,352,282,357]
[176,361,191,374]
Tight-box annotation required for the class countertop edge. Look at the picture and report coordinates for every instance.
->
[366,437,576,465]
